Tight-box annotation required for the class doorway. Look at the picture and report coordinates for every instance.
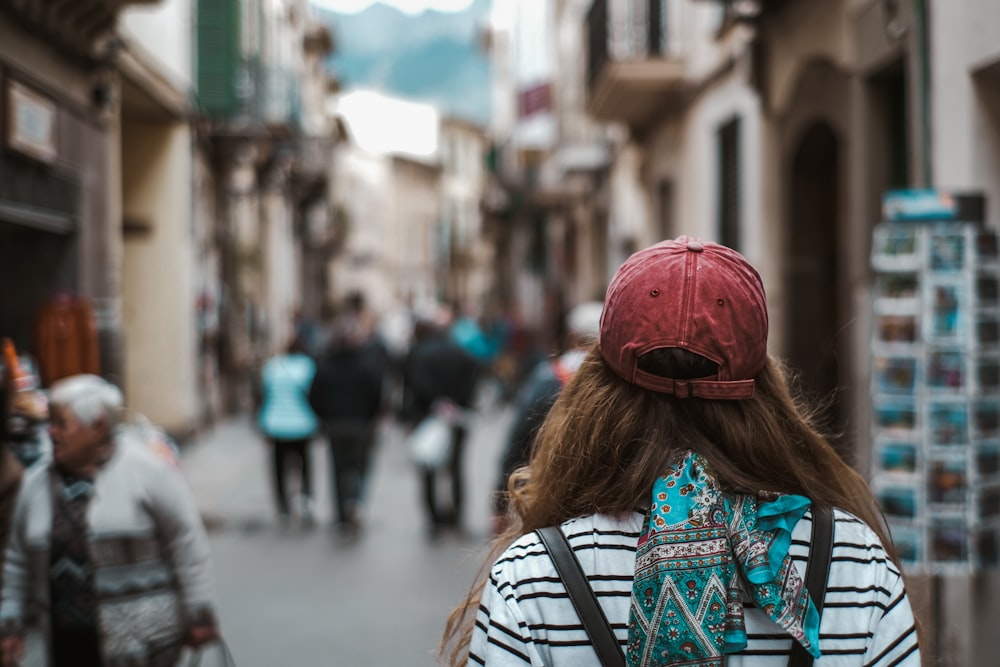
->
[785,122,842,432]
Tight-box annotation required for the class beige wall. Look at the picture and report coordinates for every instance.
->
[931,0,1000,228]
[121,121,197,435]
[120,0,192,90]
[0,17,94,111]
[262,186,301,354]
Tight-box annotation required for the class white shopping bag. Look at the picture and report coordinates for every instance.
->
[407,413,454,469]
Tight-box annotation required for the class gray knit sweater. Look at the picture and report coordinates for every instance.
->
[0,435,218,666]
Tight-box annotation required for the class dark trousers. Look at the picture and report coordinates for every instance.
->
[324,420,377,524]
[52,625,102,667]
[421,424,467,528]
[271,438,313,517]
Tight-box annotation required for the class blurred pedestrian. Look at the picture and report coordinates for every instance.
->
[490,301,603,535]
[308,312,387,533]
[442,237,920,666]
[258,335,319,526]
[401,311,482,536]
[0,340,28,588]
[1,339,48,469]
[0,374,219,667]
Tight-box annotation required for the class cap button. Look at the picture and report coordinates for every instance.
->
[687,241,704,253]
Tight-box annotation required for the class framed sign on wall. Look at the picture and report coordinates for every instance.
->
[6,80,57,163]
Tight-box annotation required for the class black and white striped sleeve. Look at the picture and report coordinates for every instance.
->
[814,512,921,667]
[468,567,539,666]
[861,546,920,666]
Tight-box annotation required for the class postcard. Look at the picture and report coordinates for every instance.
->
[927,350,965,390]
[930,285,962,339]
[978,486,1000,519]
[930,233,965,272]
[877,315,918,343]
[977,443,999,477]
[875,400,918,435]
[874,356,918,395]
[878,442,919,475]
[889,525,922,565]
[928,459,967,505]
[973,401,1000,438]
[878,486,918,519]
[978,315,1000,345]
[977,356,1000,392]
[930,520,968,562]
[928,402,968,447]
[976,529,999,568]
[876,273,920,300]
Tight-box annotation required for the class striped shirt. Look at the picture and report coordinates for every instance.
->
[470,510,920,666]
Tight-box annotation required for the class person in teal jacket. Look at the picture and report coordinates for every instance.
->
[258,336,318,525]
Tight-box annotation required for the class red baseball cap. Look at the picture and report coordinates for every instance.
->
[598,237,768,399]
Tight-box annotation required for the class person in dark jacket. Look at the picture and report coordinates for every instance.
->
[490,301,603,534]
[401,313,482,536]
[308,313,387,532]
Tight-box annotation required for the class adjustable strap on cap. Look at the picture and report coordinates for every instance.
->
[632,369,757,399]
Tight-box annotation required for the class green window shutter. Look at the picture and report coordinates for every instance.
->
[196,0,241,118]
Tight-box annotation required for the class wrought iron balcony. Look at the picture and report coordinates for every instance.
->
[586,0,692,133]
[0,0,160,60]
[690,0,793,21]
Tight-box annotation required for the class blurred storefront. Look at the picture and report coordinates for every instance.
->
[0,0,139,387]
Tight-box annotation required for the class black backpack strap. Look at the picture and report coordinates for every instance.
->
[536,526,626,667]
[788,504,835,667]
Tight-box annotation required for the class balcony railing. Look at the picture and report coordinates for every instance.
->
[586,0,691,132]
[690,0,793,22]
[0,0,160,59]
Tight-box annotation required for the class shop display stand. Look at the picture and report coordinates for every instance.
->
[870,215,1000,574]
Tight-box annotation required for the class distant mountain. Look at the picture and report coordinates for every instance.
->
[315,0,492,126]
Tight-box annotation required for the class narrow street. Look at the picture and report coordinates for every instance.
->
[180,394,513,666]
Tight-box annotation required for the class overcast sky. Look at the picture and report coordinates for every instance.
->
[310,0,474,15]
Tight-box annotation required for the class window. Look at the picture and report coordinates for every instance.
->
[196,0,242,117]
[657,179,675,241]
[717,117,741,250]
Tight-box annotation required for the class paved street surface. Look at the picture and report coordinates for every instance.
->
[180,393,513,667]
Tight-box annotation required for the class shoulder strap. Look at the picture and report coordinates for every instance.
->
[788,504,835,667]
[536,526,625,667]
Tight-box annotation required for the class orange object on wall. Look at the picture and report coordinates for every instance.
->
[34,294,101,386]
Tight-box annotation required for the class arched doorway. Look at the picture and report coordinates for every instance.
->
[785,122,843,432]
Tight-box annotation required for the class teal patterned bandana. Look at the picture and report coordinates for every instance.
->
[627,451,821,667]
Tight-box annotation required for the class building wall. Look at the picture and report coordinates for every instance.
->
[0,17,96,111]
[392,157,442,311]
[121,121,197,434]
[191,147,223,423]
[262,183,300,353]
[441,119,490,312]
[931,0,1000,228]
[0,14,119,381]
[924,3,1000,664]
[119,0,192,90]
[330,145,394,312]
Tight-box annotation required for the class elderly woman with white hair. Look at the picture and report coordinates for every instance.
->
[0,374,219,667]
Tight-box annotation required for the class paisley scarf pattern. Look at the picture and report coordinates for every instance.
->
[627,452,820,667]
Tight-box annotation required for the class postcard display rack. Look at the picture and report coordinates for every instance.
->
[870,217,1000,573]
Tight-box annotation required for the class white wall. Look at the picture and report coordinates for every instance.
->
[931,0,1000,227]
[121,123,197,434]
[119,0,192,90]
[331,145,397,312]
[263,187,301,354]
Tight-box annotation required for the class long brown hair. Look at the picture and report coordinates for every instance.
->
[440,346,898,665]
